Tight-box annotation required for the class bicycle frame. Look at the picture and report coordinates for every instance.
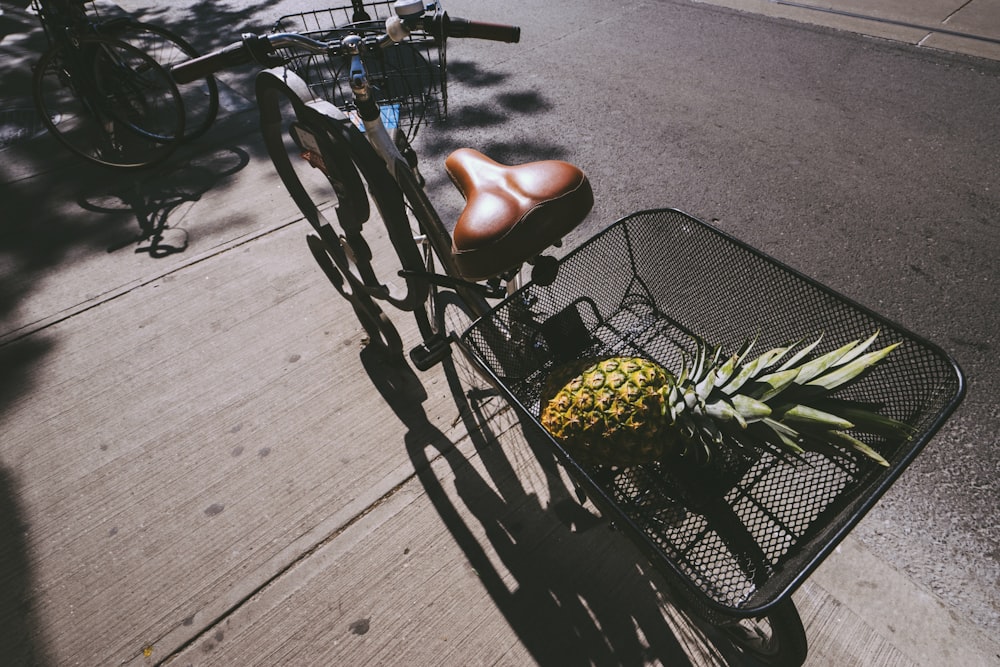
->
[328,31,502,305]
[258,68,432,309]
[32,0,87,40]
[254,31,509,345]
[34,0,107,107]
[33,0,129,50]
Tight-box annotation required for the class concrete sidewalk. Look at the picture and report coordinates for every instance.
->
[698,0,1000,62]
[2,0,999,665]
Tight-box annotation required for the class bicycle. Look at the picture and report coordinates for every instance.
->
[172,2,966,664]
[30,0,219,168]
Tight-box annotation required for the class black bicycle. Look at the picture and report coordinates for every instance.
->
[173,2,966,664]
[30,0,219,168]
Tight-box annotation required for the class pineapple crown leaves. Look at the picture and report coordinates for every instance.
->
[670,331,910,467]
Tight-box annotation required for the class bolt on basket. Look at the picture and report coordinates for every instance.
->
[272,1,446,141]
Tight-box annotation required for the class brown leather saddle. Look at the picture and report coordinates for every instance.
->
[444,148,594,282]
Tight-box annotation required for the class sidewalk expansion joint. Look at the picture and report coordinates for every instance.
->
[0,215,303,349]
[148,425,486,665]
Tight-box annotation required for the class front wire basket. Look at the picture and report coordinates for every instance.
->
[460,208,965,620]
[272,1,446,140]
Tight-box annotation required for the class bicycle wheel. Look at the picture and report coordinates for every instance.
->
[703,600,808,667]
[106,20,219,140]
[33,36,184,169]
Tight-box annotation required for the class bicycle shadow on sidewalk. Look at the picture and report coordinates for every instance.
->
[359,343,727,666]
[76,145,250,257]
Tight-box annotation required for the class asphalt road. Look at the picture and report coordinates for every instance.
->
[98,0,1000,641]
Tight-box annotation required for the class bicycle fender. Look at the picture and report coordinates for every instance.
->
[255,67,431,313]
[255,67,370,226]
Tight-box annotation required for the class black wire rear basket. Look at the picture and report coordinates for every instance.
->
[460,209,965,620]
[272,1,445,140]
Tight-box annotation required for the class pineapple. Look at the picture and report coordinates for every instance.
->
[539,331,912,468]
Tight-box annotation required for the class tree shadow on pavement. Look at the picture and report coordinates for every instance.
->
[359,342,725,666]
[0,339,50,665]
[0,5,269,661]
[0,447,54,666]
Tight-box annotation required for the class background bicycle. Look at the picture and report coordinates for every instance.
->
[29,0,219,168]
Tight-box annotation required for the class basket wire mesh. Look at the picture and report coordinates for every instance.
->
[272,1,446,139]
[461,208,965,618]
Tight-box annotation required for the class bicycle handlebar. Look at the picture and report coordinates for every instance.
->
[171,13,520,85]
[440,16,520,43]
[170,35,257,84]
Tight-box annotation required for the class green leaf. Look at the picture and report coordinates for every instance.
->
[827,430,890,467]
[751,368,801,402]
[696,367,717,401]
[836,404,914,438]
[806,342,901,390]
[732,394,772,422]
[762,417,805,454]
[691,339,708,382]
[698,415,724,444]
[758,341,800,370]
[708,344,724,369]
[714,353,739,387]
[834,330,882,367]
[677,361,689,387]
[777,334,823,371]
[793,339,863,384]
[705,399,746,427]
[780,404,855,430]
[755,345,793,372]
[735,335,758,366]
[720,356,762,395]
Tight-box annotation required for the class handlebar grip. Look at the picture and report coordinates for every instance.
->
[171,39,254,84]
[446,16,521,43]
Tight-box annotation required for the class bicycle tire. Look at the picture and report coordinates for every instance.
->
[704,599,808,667]
[105,20,219,140]
[32,35,184,169]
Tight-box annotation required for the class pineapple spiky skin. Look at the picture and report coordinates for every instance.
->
[540,332,911,469]
[540,357,682,466]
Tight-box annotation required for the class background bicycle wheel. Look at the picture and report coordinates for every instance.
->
[108,21,219,141]
[32,36,184,169]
